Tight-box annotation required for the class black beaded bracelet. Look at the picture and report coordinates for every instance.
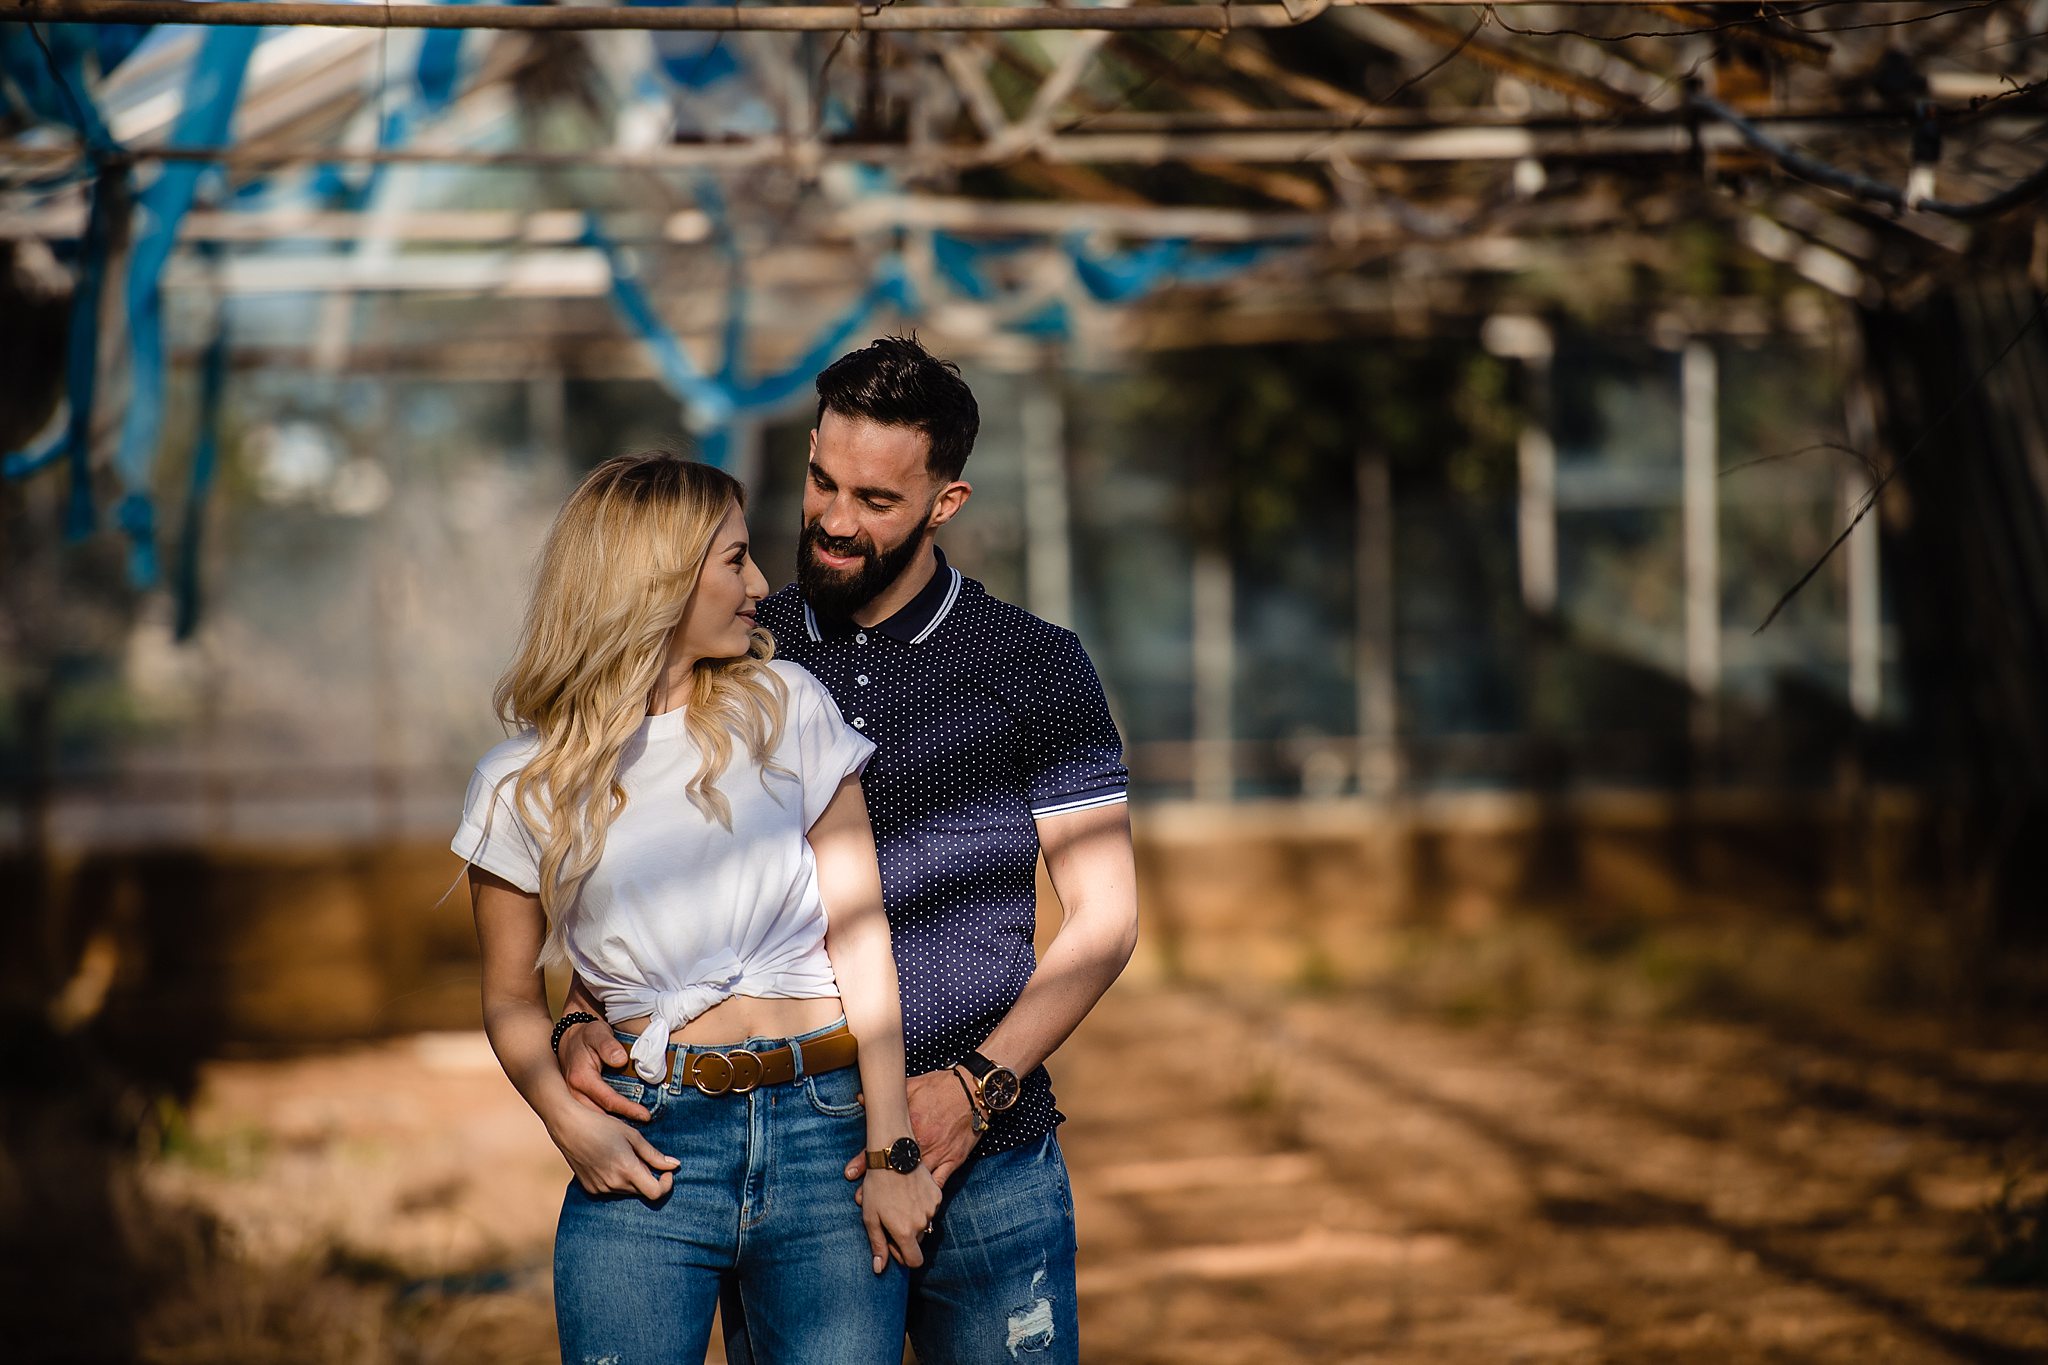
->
[552,1011,600,1056]
[951,1064,990,1135]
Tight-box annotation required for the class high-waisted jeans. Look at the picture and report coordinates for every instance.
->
[553,1017,907,1364]
[721,1129,1082,1364]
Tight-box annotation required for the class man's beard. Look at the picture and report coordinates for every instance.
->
[796,517,930,620]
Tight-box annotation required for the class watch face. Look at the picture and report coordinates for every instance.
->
[982,1068,1021,1112]
[888,1136,922,1174]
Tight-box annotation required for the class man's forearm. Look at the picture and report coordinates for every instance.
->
[978,907,1135,1079]
[976,803,1138,1078]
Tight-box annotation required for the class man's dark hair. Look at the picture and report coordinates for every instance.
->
[814,335,980,482]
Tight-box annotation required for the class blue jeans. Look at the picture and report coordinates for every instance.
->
[553,1019,908,1364]
[722,1130,1080,1364]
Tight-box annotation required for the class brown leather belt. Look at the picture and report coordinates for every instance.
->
[609,1022,859,1095]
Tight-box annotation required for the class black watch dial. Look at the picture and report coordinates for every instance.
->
[980,1066,1021,1113]
[887,1135,923,1174]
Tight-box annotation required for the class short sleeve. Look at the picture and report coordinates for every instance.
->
[1021,631,1129,819]
[451,762,544,893]
[791,672,876,829]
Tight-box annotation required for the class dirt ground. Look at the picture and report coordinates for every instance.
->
[134,983,2048,1364]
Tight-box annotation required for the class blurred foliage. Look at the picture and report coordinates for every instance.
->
[1971,1165,2048,1286]
[1111,339,1522,548]
[152,1095,271,1178]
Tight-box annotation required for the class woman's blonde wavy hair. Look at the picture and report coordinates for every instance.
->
[489,451,788,966]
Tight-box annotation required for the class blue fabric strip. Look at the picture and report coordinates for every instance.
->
[174,291,231,640]
[62,169,120,536]
[638,0,739,89]
[113,25,257,587]
[0,22,128,522]
[0,25,119,152]
[2,431,67,482]
[585,215,738,431]
[730,261,913,409]
[3,165,118,550]
[589,211,914,462]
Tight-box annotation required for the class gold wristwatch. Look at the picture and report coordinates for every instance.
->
[867,1136,923,1173]
[959,1050,1021,1112]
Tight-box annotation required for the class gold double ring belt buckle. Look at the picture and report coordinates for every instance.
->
[690,1047,766,1095]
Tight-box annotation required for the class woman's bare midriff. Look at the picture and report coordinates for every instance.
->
[612,994,846,1048]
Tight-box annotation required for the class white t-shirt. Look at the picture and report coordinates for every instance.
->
[452,659,876,1082]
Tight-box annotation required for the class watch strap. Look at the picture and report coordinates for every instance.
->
[867,1136,922,1172]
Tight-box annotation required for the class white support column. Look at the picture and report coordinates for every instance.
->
[728,417,765,492]
[314,32,429,374]
[1843,381,1883,722]
[1483,314,1557,616]
[1192,547,1234,802]
[1355,447,1399,797]
[1681,339,1721,743]
[526,371,565,462]
[1020,365,1073,628]
[1517,411,1558,616]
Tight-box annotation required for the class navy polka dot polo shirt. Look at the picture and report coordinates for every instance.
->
[759,547,1129,1155]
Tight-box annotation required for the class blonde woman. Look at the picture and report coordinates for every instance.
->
[455,452,940,1362]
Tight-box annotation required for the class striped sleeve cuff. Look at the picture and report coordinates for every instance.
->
[1030,789,1130,819]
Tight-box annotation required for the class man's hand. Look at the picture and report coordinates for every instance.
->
[557,1018,651,1122]
[843,1069,984,1189]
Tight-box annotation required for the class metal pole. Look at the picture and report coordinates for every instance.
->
[0,0,1934,30]
[2,0,1337,32]
[1354,446,1398,797]
[8,114,2041,174]
[1843,380,1883,723]
[1192,547,1234,803]
[1681,339,1720,748]
[1517,375,1557,617]
[1483,314,1557,616]
[1020,361,1074,629]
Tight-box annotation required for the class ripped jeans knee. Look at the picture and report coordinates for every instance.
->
[1004,1266,1059,1355]
[907,1133,1080,1365]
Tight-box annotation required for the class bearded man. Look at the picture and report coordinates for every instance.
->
[558,335,1138,1364]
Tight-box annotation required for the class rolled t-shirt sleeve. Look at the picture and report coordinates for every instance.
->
[791,671,876,830]
[1021,629,1129,819]
[452,763,543,894]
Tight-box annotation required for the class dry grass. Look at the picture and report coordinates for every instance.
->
[9,921,2045,1363]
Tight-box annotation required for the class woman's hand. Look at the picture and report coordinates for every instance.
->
[859,1165,943,1274]
[546,1100,680,1201]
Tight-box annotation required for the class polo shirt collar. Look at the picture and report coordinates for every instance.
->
[803,546,963,644]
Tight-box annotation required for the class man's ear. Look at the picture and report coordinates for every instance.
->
[927,480,973,531]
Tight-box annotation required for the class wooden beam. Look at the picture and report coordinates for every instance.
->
[1377,8,1641,113]
[0,0,1943,29]
[0,206,713,244]
[1103,36,1332,206]
[10,191,1662,255]
[7,112,2038,173]
[839,194,1324,239]
[3,0,1338,32]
